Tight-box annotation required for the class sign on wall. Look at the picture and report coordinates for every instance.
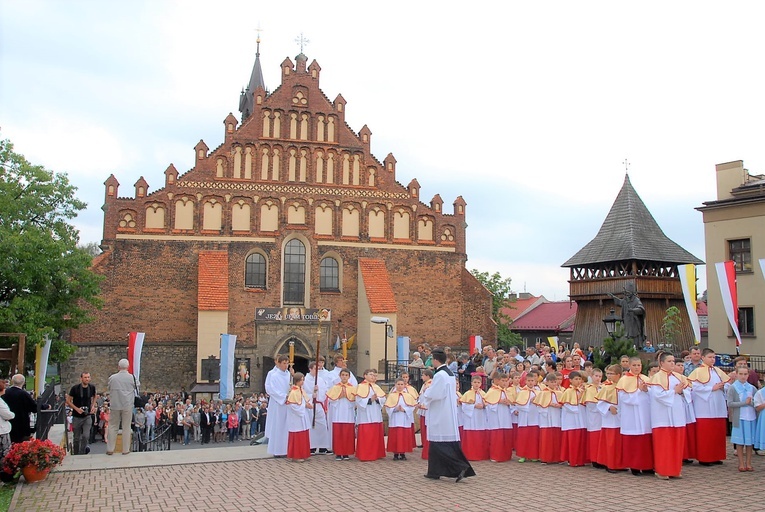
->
[255,307,332,323]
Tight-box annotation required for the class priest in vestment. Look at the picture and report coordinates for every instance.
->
[648,352,687,479]
[265,355,292,457]
[688,348,731,465]
[420,350,475,481]
[304,362,331,454]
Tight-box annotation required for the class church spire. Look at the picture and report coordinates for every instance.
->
[239,34,266,121]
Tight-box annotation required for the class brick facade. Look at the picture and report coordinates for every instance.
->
[66,47,495,393]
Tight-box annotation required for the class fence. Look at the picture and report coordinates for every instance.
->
[35,384,66,441]
[132,422,172,452]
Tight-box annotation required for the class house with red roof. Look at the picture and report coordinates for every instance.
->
[510,301,578,349]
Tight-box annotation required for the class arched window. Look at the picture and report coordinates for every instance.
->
[245,253,267,289]
[320,257,340,292]
[283,239,306,305]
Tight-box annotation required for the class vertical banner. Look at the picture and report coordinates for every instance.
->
[715,261,741,347]
[677,264,702,345]
[34,335,52,398]
[333,335,341,351]
[397,336,410,364]
[219,334,237,400]
[469,335,482,355]
[547,336,559,352]
[127,332,145,380]
[760,258,765,280]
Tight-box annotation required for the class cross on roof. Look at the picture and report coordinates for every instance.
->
[623,158,630,173]
[295,32,310,53]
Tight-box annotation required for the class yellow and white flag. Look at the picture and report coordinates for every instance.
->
[547,336,559,351]
[678,264,701,345]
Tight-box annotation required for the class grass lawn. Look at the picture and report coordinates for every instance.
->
[0,484,15,512]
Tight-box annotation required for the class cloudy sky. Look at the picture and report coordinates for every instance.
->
[3,1,765,300]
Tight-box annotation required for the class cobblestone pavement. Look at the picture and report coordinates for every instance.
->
[11,445,763,512]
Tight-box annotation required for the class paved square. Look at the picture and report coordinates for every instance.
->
[11,444,762,512]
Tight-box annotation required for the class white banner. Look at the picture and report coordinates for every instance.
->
[715,261,741,347]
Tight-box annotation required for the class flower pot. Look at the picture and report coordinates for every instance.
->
[21,465,50,483]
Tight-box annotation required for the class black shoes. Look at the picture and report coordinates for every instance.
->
[424,474,440,480]
[455,469,466,483]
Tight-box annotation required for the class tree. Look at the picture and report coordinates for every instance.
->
[660,305,682,352]
[0,137,102,365]
[470,269,523,349]
[594,324,638,370]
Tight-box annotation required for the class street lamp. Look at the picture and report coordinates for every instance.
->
[371,316,391,382]
[602,308,620,340]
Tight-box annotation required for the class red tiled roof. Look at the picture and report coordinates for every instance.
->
[198,251,229,310]
[359,258,397,314]
[511,301,577,331]
[500,295,546,321]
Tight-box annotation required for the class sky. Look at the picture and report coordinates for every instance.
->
[3,0,765,301]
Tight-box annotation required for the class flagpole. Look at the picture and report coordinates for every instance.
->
[313,314,321,428]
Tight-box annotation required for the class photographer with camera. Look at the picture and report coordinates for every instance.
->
[66,372,97,455]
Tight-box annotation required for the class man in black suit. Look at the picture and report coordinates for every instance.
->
[199,404,214,444]
[2,374,38,443]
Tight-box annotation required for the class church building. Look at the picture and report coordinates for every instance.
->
[65,41,495,397]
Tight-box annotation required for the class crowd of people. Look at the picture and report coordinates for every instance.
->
[65,359,272,456]
[61,343,765,481]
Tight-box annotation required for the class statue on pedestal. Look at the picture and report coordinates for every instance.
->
[607,282,646,346]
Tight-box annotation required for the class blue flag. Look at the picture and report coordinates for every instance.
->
[219,334,237,400]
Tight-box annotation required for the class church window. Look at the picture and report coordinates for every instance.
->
[245,253,266,289]
[320,257,340,292]
[299,149,307,182]
[288,149,297,181]
[417,218,433,241]
[352,155,360,185]
[233,146,243,178]
[315,151,325,183]
[283,239,306,305]
[315,204,333,235]
[272,148,281,180]
[203,200,222,231]
[145,203,165,229]
[326,152,335,183]
[342,154,350,185]
[368,208,384,238]
[216,158,224,178]
[231,201,251,231]
[341,205,360,237]
[368,168,375,187]
[393,210,410,239]
[287,202,306,224]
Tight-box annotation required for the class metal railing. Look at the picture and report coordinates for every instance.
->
[132,422,172,452]
[35,384,65,441]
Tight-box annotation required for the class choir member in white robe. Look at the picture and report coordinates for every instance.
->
[385,379,416,459]
[688,348,731,465]
[326,369,356,460]
[596,365,624,472]
[355,369,386,461]
[420,350,475,481]
[265,356,292,457]
[617,357,653,475]
[304,362,331,453]
[560,372,587,467]
[535,373,563,464]
[484,374,515,462]
[286,373,313,461]
[514,372,541,462]
[648,353,687,479]
[583,370,603,466]
[459,376,489,460]
[674,359,697,462]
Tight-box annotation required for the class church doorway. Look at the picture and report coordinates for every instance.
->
[260,356,310,390]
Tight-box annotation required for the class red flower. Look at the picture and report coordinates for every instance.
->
[2,439,65,474]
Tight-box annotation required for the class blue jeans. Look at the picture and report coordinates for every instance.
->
[183,428,190,445]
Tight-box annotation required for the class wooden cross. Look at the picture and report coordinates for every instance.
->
[623,158,630,173]
[295,32,310,53]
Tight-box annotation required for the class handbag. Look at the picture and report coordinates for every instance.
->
[133,375,144,408]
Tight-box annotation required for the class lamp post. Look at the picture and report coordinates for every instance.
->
[603,308,620,340]
[370,316,391,382]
